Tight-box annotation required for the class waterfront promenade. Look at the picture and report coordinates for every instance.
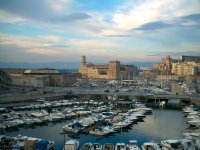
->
[0,86,199,107]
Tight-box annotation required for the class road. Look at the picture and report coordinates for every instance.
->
[0,86,199,106]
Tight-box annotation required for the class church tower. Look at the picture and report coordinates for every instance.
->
[81,55,86,68]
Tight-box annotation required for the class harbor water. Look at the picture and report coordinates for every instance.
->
[4,109,188,150]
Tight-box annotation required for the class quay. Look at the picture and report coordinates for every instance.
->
[0,88,199,107]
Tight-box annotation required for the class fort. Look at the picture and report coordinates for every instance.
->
[79,55,138,80]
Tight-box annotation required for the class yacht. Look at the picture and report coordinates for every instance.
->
[180,139,196,150]
[91,143,102,150]
[141,142,161,150]
[80,142,92,150]
[64,139,79,150]
[161,140,183,150]
[115,143,126,150]
[127,140,140,150]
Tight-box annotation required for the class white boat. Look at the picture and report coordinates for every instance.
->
[80,142,93,150]
[180,139,196,150]
[89,126,114,136]
[127,140,140,150]
[12,136,28,149]
[62,122,83,134]
[141,142,161,150]
[91,143,102,150]
[182,132,200,138]
[188,119,200,127]
[115,143,126,150]
[64,139,79,150]
[161,140,183,150]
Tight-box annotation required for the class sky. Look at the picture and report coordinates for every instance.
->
[0,0,200,63]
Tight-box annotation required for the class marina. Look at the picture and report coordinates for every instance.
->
[1,99,197,150]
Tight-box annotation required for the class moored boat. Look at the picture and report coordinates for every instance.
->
[127,140,140,150]
[64,139,79,150]
[115,143,126,150]
[103,143,114,150]
[91,143,102,150]
[80,142,92,150]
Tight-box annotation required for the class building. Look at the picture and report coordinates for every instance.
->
[153,56,172,74]
[153,55,200,76]
[171,62,200,76]
[1,68,80,88]
[79,56,138,80]
[181,56,200,63]
[24,68,79,86]
[10,74,50,88]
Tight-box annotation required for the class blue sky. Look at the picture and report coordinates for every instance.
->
[0,0,200,63]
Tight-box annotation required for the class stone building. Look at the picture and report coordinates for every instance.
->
[24,68,79,86]
[181,56,200,63]
[172,62,200,76]
[1,68,79,88]
[79,56,138,80]
[10,74,50,88]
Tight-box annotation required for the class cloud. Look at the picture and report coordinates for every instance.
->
[57,12,91,22]
[26,48,60,55]
[181,14,200,22]
[47,0,71,12]
[134,21,172,30]
[0,0,90,24]
[69,39,118,49]
[0,35,61,49]
[112,0,200,30]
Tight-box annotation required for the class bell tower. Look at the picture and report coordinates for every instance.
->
[81,55,86,68]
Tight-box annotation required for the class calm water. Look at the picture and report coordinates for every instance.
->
[5,109,188,150]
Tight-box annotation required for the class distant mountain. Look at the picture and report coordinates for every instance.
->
[0,61,159,69]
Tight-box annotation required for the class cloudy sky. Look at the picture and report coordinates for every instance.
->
[0,0,200,63]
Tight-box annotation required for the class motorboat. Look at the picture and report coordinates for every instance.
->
[80,142,92,150]
[64,139,79,150]
[12,136,28,149]
[180,139,196,150]
[115,143,126,150]
[182,132,200,138]
[103,143,114,150]
[161,140,183,150]
[91,143,102,150]
[141,142,161,150]
[188,119,200,127]
[127,140,140,150]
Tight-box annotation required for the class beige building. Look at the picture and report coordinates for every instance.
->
[172,62,200,76]
[153,56,173,74]
[3,68,79,88]
[79,56,138,80]
[10,74,50,88]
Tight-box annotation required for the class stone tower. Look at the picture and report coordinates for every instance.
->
[81,55,86,68]
[108,60,120,80]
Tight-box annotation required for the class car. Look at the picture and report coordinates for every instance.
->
[114,89,119,92]
[104,89,109,92]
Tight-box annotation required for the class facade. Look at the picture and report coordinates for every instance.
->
[1,68,79,88]
[171,62,200,76]
[79,56,138,80]
[153,55,200,76]
[153,56,172,74]
[10,74,50,88]
[24,68,79,87]
[181,56,200,63]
